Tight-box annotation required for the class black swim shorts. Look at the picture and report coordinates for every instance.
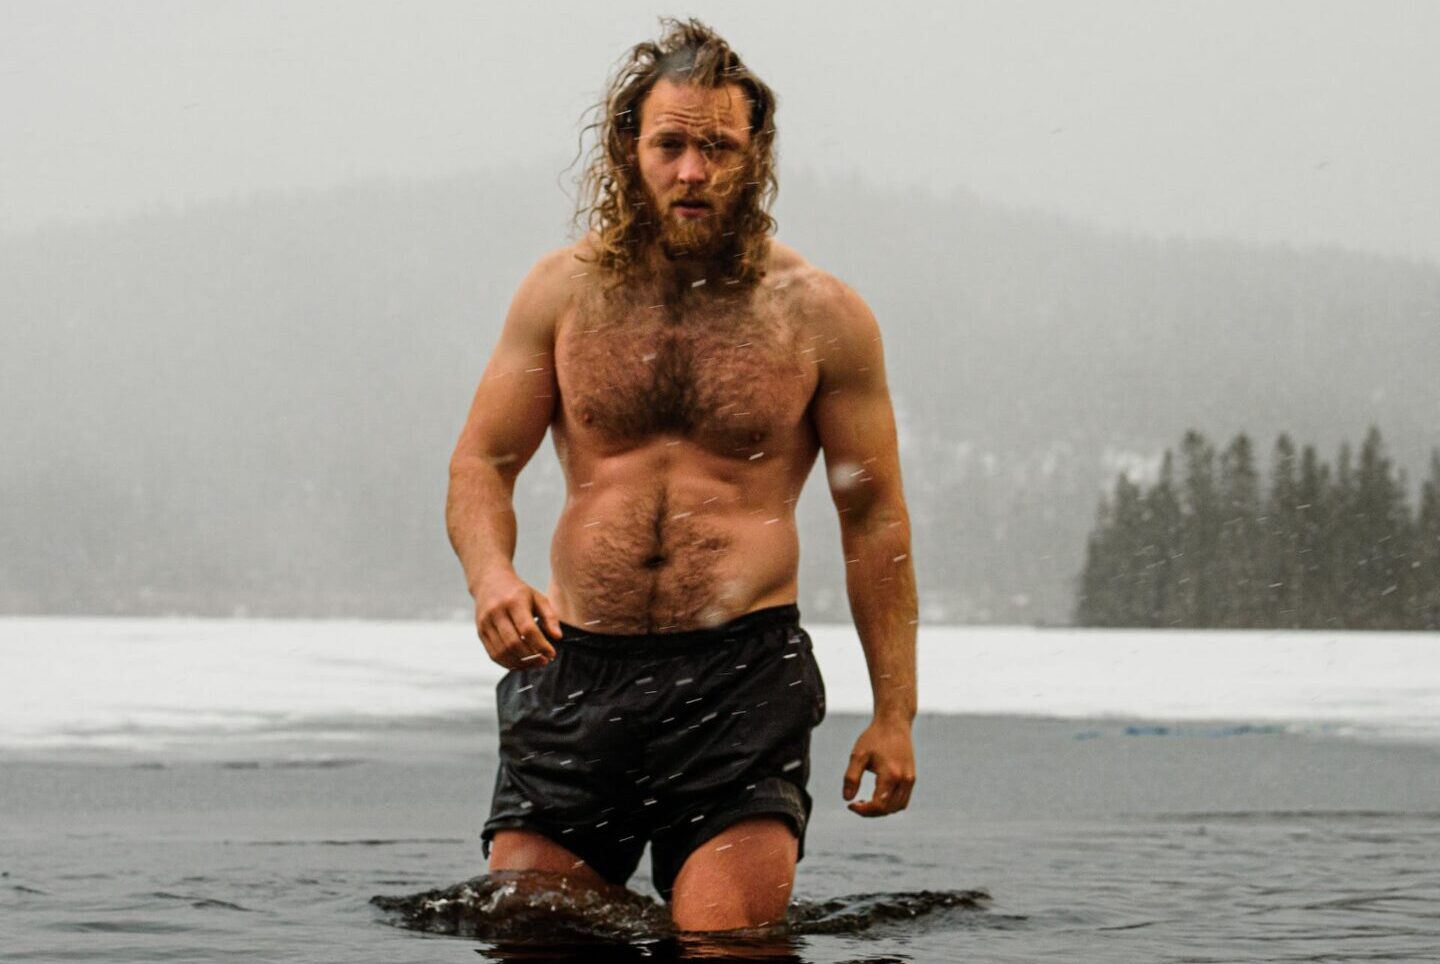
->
[480,603,826,900]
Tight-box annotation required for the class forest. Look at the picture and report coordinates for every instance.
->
[1076,428,1440,629]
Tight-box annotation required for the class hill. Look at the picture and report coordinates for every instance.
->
[3,170,1437,622]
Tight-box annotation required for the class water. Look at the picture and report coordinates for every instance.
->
[4,619,1440,961]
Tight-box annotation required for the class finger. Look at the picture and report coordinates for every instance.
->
[850,762,913,817]
[848,797,884,817]
[494,609,541,667]
[476,610,499,657]
[491,610,534,669]
[479,613,523,670]
[532,591,564,643]
[505,600,555,665]
[892,776,915,813]
[871,767,901,813]
[849,769,897,817]
[842,750,870,801]
[515,597,557,660]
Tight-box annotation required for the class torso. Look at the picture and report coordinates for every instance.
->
[548,244,825,633]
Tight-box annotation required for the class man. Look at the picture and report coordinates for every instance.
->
[446,19,916,932]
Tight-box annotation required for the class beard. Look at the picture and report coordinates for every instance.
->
[657,205,734,263]
[644,184,744,265]
[659,211,725,260]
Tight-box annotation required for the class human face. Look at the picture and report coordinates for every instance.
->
[634,78,753,259]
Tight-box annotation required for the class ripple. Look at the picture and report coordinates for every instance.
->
[149,892,251,911]
[1141,810,1440,823]
[248,837,467,847]
[52,920,194,934]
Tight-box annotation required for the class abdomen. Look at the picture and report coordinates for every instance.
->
[549,442,806,634]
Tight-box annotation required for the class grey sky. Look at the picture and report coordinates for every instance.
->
[4,1,1438,263]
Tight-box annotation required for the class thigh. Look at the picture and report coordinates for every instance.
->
[669,816,799,932]
[487,828,612,890]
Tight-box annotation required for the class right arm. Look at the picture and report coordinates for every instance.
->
[446,249,571,669]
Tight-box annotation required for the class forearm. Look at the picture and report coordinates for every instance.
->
[445,456,521,595]
[839,503,918,724]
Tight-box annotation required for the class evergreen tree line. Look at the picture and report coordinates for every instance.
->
[1076,428,1440,629]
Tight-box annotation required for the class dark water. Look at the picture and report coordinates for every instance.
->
[4,715,1439,962]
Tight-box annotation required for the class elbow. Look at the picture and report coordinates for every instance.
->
[840,497,911,540]
[447,451,519,501]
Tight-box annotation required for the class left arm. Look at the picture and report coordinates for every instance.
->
[809,276,918,817]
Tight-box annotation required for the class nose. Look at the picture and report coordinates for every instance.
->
[676,145,707,186]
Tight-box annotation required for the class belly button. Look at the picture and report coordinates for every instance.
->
[750,431,764,443]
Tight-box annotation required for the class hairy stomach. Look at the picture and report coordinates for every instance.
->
[549,474,801,634]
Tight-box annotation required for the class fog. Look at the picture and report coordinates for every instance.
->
[7,1,1440,260]
[3,2,1437,624]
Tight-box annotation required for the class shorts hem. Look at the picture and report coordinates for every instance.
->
[479,818,638,887]
[651,777,812,900]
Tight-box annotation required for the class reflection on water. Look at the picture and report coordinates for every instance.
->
[476,935,806,963]
[372,871,991,959]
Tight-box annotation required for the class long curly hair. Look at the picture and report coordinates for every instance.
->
[573,18,779,286]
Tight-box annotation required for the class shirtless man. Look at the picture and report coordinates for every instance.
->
[445,19,917,932]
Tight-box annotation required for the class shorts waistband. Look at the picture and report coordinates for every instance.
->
[555,603,801,657]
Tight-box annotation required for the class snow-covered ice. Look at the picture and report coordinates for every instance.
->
[2,617,1437,751]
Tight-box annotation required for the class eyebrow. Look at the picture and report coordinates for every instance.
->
[647,127,741,144]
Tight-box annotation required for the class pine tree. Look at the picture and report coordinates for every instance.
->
[1109,473,1149,626]
[1218,433,1265,626]
[1415,450,1440,629]
[1329,442,1357,627]
[1294,444,1330,627]
[1145,451,1184,625]
[1075,495,1115,626]
[1352,427,1411,628]
[1265,434,1301,627]
[1179,431,1220,627]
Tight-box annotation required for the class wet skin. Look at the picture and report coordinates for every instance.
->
[446,79,918,930]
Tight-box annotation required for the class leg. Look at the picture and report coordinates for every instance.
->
[488,828,612,890]
[669,816,799,932]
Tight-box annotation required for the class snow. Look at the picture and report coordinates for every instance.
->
[2,617,1437,751]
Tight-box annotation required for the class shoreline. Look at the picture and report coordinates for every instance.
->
[5,619,1440,753]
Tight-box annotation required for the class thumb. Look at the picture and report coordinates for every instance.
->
[533,590,564,644]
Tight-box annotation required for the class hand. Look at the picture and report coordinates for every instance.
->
[472,569,563,670]
[842,717,916,817]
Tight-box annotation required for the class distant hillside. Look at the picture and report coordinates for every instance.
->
[3,170,1437,623]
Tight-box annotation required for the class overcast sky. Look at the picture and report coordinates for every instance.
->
[4,1,1438,263]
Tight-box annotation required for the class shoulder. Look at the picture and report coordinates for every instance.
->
[522,240,593,291]
[765,243,885,391]
[505,241,594,333]
[765,241,880,342]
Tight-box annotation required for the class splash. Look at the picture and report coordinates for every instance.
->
[371,872,990,943]
[787,889,991,933]
[370,872,668,941]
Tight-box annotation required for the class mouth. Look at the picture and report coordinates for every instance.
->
[672,199,712,218]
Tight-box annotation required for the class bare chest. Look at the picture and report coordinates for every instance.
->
[556,287,813,453]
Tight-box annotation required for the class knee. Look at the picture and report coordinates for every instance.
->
[669,818,798,932]
[672,885,792,933]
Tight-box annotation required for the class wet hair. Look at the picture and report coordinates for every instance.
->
[573,18,779,285]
